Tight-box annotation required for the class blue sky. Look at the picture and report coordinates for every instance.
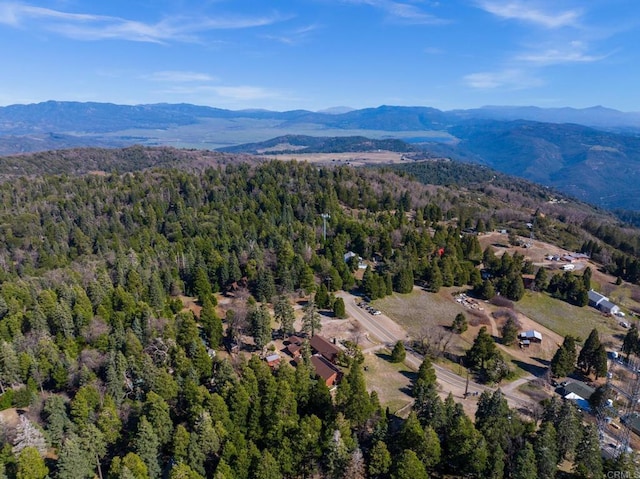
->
[1,0,638,111]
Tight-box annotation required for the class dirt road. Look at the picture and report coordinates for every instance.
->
[337,291,536,413]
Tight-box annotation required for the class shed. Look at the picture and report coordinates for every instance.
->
[599,300,620,315]
[518,330,542,343]
[344,251,357,263]
[265,354,281,368]
[588,290,608,308]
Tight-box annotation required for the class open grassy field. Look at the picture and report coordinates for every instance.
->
[372,287,474,357]
[362,349,414,414]
[373,287,465,332]
[516,291,618,341]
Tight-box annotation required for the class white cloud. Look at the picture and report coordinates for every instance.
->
[464,69,543,89]
[0,2,284,43]
[343,0,447,25]
[477,1,581,28]
[146,71,218,83]
[517,41,606,65]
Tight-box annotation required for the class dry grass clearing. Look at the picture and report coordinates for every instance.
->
[373,287,487,357]
[362,350,414,414]
[373,287,466,332]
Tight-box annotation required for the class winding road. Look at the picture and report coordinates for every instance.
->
[337,291,537,413]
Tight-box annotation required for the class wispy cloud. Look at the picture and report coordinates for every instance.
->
[464,69,543,89]
[262,24,319,45]
[343,0,447,25]
[0,2,284,43]
[211,86,278,101]
[157,84,282,102]
[477,1,582,29]
[517,41,607,65]
[146,71,218,83]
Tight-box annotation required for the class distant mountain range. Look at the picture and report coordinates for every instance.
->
[1,101,640,210]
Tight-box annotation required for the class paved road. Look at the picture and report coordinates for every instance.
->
[338,292,536,412]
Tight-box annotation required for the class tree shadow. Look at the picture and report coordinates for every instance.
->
[510,359,548,378]
[375,351,393,362]
[532,357,551,367]
[399,370,418,383]
[400,386,415,396]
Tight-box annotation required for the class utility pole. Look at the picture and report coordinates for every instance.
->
[321,213,330,242]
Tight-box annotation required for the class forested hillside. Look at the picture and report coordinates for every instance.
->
[0,156,636,478]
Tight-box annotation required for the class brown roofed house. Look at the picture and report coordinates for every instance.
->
[309,335,341,363]
[311,355,341,387]
[285,335,305,359]
[286,343,303,359]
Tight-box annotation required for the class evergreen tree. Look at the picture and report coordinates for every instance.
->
[513,442,538,479]
[250,304,272,351]
[622,323,639,360]
[200,298,223,348]
[466,326,498,370]
[143,391,173,448]
[315,284,331,309]
[390,341,406,363]
[426,259,443,293]
[252,449,281,479]
[501,316,519,346]
[582,266,592,291]
[555,400,581,461]
[550,335,577,377]
[444,413,487,476]
[479,279,495,300]
[42,395,70,448]
[396,412,440,468]
[412,360,444,430]
[302,297,322,337]
[332,297,346,319]
[392,450,428,479]
[573,424,603,479]
[578,328,601,376]
[534,421,558,479]
[193,267,212,303]
[338,360,373,427]
[169,463,204,479]
[15,446,48,479]
[534,267,549,291]
[133,416,161,479]
[255,268,276,303]
[394,267,414,294]
[56,434,95,479]
[274,296,296,337]
[451,313,468,334]
[368,440,391,479]
[592,344,608,379]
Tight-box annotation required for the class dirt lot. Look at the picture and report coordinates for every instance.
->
[262,151,406,167]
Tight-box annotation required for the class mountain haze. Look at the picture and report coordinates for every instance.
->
[2,101,640,210]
